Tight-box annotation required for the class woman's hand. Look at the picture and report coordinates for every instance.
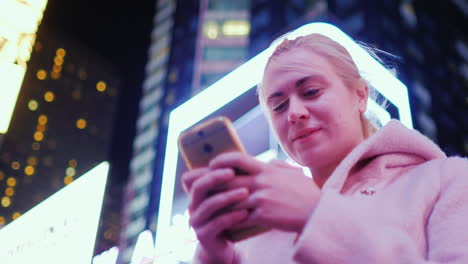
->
[182,167,249,264]
[209,152,321,234]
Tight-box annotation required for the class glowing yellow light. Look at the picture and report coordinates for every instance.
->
[32,142,40,151]
[34,131,44,141]
[6,177,16,187]
[64,176,73,185]
[12,212,21,220]
[56,48,66,57]
[27,156,38,166]
[44,91,55,102]
[0,171,4,181]
[96,81,107,92]
[53,64,62,72]
[37,124,46,132]
[66,167,76,177]
[38,114,48,125]
[203,21,219,39]
[222,20,250,36]
[76,118,87,129]
[50,71,61,80]
[1,197,11,208]
[69,159,77,168]
[36,69,47,80]
[28,100,38,111]
[5,187,14,197]
[54,57,64,65]
[24,165,35,176]
[11,162,20,170]
[0,216,5,225]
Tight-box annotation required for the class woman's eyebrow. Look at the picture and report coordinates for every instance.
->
[267,91,284,102]
[295,74,327,88]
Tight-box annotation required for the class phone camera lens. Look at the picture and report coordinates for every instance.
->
[203,143,213,153]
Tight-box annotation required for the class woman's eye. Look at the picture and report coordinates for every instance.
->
[273,100,288,112]
[303,89,319,97]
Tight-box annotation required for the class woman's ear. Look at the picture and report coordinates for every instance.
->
[355,79,369,113]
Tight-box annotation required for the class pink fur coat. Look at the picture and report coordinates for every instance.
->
[196,120,468,263]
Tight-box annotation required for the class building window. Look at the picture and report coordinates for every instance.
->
[207,0,249,11]
[222,20,250,37]
[202,46,247,61]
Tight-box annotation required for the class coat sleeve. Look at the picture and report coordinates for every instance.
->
[292,157,468,264]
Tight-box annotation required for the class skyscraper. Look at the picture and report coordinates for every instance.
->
[0,23,121,238]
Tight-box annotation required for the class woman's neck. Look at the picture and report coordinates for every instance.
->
[310,164,337,189]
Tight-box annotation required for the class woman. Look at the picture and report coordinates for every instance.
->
[182,33,468,263]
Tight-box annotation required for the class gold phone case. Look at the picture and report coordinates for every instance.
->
[178,116,269,241]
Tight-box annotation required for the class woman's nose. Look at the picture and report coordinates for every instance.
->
[287,97,309,124]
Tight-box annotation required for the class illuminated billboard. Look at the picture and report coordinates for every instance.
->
[154,22,412,262]
[0,162,109,264]
[0,0,48,133]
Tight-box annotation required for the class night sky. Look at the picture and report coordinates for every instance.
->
[41,0,157,184]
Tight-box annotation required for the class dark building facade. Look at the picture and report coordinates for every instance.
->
[0,24,122,254]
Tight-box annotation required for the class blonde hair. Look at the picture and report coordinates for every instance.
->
[258,33,384,137]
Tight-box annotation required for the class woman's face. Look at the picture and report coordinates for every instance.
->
[261,47,368,170]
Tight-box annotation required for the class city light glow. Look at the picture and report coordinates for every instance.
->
[1,196,11,207]
[38,115,48,124]
[24,165,35,176]
[156,22,412,256]
[222,20,250,37]
[12,212,21,220]
[0,62,26,133]
[203,21,218,39]
[5,187,15,197]
[7,177,16,187]
[0,0,49,134]
[76,118,87,129]
[37,69,47,80]
[96,81,107,92]
[44,91,55,102]
[0,161,109,264]
[28,99,38,111]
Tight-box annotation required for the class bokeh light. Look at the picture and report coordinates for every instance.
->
[36,69,47,80]
[64,176,73,185]
[6,177,16,187]
[66,167,76,177]
[12,212,21,220]
[34,131,44,141]
[28,100,38,111]
[44,91,55,102]
[76,118,87,129]
[38,115,48,125]
[24,165,35,176]
[56,48,66,57]
[1,197,11,207]
[96,81,107,92]
[69,159,77,168]
[11,162,20,170]
[5,187,14,197]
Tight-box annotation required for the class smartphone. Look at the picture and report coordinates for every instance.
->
[178,116,269,241]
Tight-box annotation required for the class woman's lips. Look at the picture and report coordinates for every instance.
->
[292,128,321,142]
